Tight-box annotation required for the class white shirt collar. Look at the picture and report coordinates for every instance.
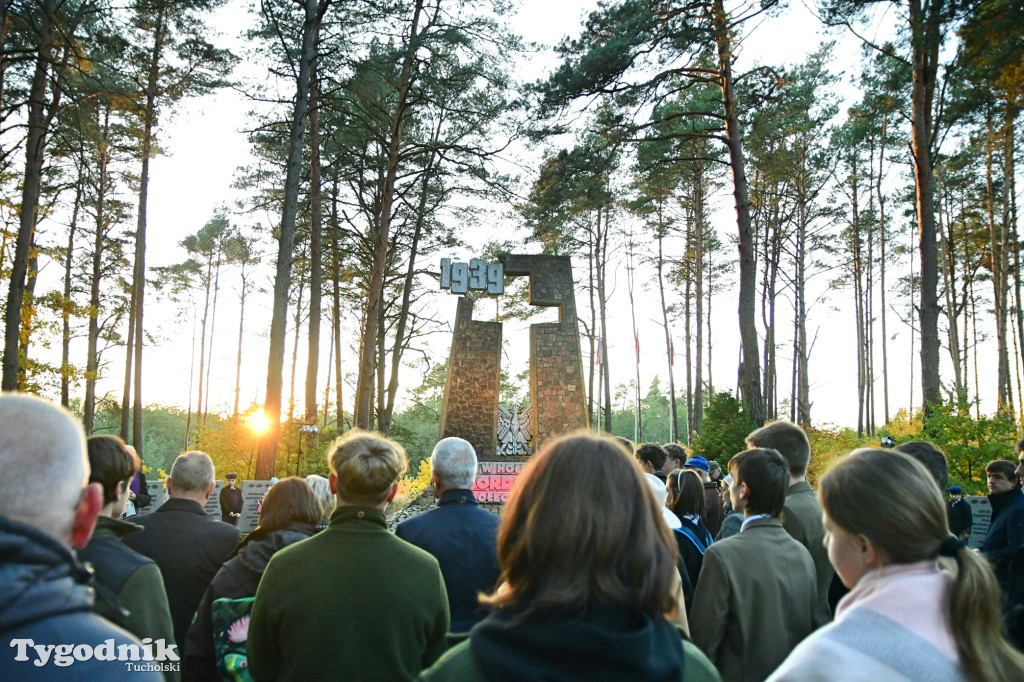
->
[740,513,773,531]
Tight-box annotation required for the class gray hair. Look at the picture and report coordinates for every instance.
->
[168,451,215,494]
[305,474,334,523]
[431,437,478,489]
[0,393,88,541]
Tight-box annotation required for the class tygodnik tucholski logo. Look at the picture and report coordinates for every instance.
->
[9,637,180,673]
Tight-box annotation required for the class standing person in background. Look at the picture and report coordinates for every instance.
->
[636,442,669,483]
[708,461,723,488]
[746,421,833,621]
[219,473,243,525]
[690,448,822,682]
[664,443,685,476]
[716,474,743,541]
[666,468,714,607]
[947,486,973,541]
[982,460,1024,597]
[685,456,724,538]
[78,435,176,677]
[768,450,1024,682]
[124,452,241,647]
[397,437,500,633]
[184,478,321,681]
[305,474,334,530]
[122,445,151,519]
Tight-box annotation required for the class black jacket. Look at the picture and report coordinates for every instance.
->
[123,498,241,647]
[0,516,159,681]
[396,489,501,632]
[672,517,713,608]
[182,522,315,682]
[983,487,1024,589]
[947,497,973,537]
[219,486,243,520]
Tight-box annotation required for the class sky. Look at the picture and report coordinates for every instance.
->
[72,0,1007,434]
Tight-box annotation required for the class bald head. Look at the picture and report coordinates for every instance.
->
[0,393,89,541]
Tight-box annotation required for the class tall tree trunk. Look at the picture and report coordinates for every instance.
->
[61,179,83,407]
[3,1,57,390]
[84,107,112,433]
[304,50,322,425]
[233,264,248,418]
[657,220,678,442]
[353,0,424,428]
[331,179,344,431]
[130,5,167,455]
[597,207,612,431]
[877,114,891,422]
[693,163,705,435]
[195,258,213,428]
[257,0,325,478]
[908,0,941,412]
[203,258,222,420]
[987,113,1012,411]
[712,0,762,424]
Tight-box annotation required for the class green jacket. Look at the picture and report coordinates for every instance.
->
[420,632,721,682]
[248,506,449,681]
[782,481,834,621]
[77,515,177,681]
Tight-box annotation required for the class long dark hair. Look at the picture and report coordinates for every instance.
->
[479,432,677,621]
[229,477,320,558]
[666,468,706,521]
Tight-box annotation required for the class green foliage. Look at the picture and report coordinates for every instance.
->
[689,390,756,465]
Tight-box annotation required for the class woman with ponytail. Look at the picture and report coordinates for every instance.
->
[768,449,1024,682]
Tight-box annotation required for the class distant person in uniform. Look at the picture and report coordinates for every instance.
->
[947,486,973,540]
[220,472,243,525]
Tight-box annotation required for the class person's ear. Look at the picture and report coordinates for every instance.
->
[385,483,399,504]
[203,482,215,503]
[328,473,338,495]
[431,472,442,491]
[858,534,880,568]
[165,477,174,496]
[740,481,751,502]
[70,483,103,549]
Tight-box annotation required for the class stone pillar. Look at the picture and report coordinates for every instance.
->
[438,296,502,457]
[500,254,588,449]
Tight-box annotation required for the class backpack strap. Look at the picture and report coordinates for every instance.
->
[674,524,712,556]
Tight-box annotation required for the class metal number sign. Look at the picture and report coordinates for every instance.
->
[440,258,503,294]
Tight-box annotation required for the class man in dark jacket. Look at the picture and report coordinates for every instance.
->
[947,486,973,539]
[125,452,241,647]
[219,473,243,525]
[78,435,176,680]
[397,437,500,632]
[0,393,161,681]
[747,420,834,622]
[983,459,1024,595]
[248,430,449,681]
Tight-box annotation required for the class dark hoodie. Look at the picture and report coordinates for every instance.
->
[0,516,159,680]
[425,606,687,682]
[182,521,315,681]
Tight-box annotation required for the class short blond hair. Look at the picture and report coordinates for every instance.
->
[328,429,408,505]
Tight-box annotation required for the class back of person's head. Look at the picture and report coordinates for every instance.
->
[0,393,89,541]
[305,474,334,523]
[664,443,686,467]
[667,469,706,521]
[481,432,676,621]
[87,435,139,505]
[257,477,322,531]
[746,421,810,478]
[169,451,216,496]
[894,440,949,492]
[822,449,1024,682]
[328,429,408,506]
[1016,438,1024,455]
[986,459,1020,487]
[614,436,635,455]
[728,448,788,516]
[431,437,477,489]
[635,442,667,471]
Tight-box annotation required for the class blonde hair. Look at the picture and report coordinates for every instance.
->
[328,429,408,506]
[821,449,1024,682]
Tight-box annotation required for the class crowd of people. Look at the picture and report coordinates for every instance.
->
[3,391,1024,681]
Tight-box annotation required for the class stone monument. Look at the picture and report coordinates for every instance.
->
[437,254,588,503]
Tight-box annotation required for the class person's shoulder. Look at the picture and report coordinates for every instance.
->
[418,640,482,682]
[682,637,723,682]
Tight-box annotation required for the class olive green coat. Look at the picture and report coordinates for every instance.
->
[247,506,449,681]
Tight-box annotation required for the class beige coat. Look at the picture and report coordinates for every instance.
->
[690,516,824,682]
[781,481,834,621]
